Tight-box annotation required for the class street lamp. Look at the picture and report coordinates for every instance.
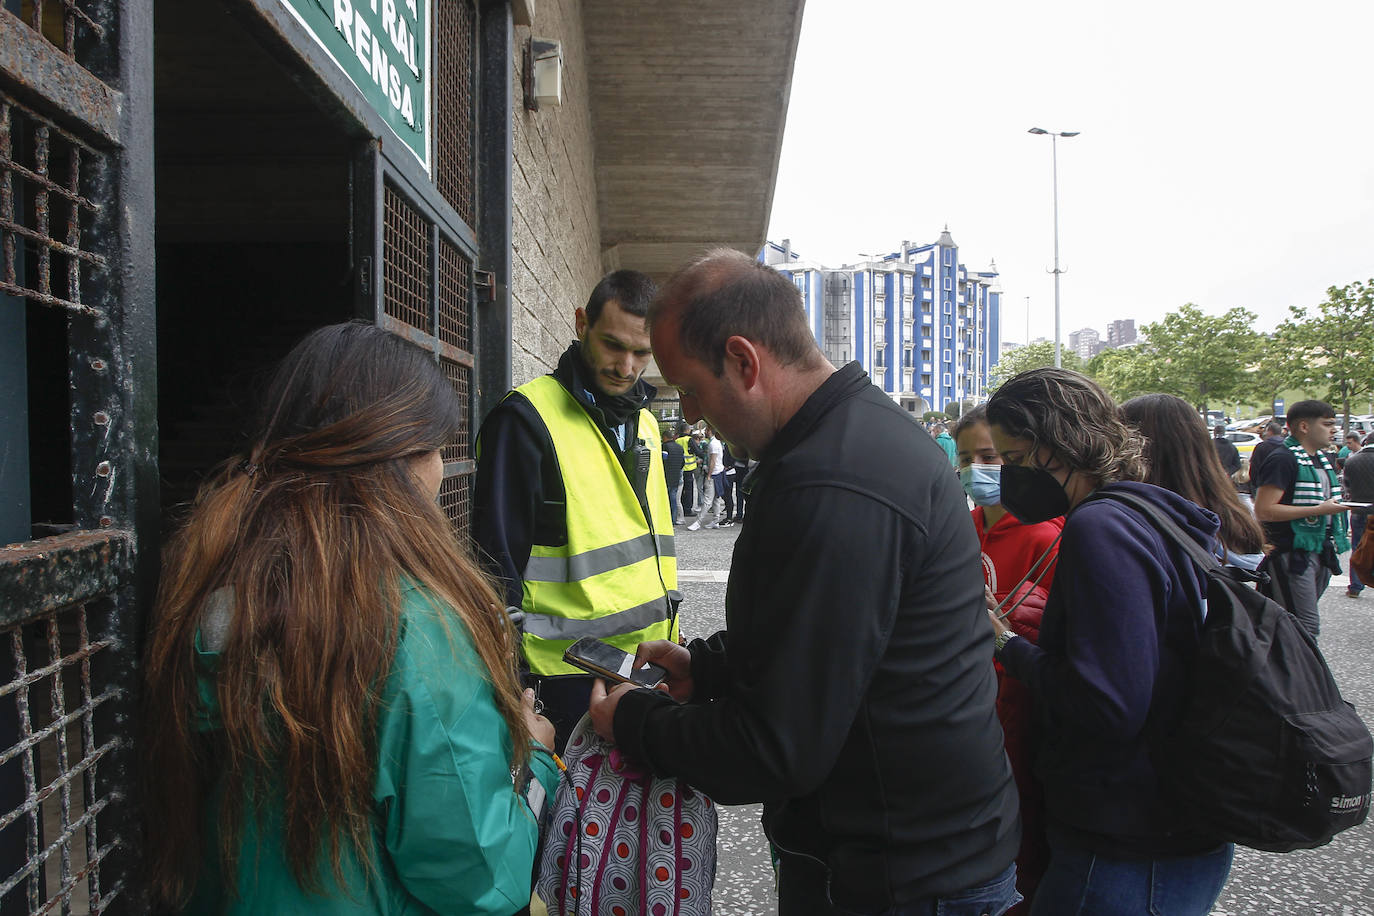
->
[1028,127,1079,368]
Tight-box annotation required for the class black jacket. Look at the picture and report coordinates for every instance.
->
[661,439,685,485]
[614,362,1019,911]
[1213,436,1241,476]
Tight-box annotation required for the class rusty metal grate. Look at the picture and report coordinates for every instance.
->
[434,0,476,227]
[15,0,106,65]
[437,474,470,539]
[439,357,470,463]
[0,94,107,315]
[382,184,431,333]
[0,603,123,914]
[437,237,471,354]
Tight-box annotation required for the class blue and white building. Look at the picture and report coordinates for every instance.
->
[762,229,1002,414]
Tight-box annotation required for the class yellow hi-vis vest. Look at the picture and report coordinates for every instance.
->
[515,375,679,675]
[677,435,698,472]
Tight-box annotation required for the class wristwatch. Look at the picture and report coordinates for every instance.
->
[994,630,1018,654]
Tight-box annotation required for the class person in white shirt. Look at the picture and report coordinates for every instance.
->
[689,428,729,529]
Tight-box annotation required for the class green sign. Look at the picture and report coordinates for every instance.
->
[278,0,430,172]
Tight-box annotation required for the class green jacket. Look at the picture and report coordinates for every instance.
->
[935,431,958,467]
[188,581,559,915]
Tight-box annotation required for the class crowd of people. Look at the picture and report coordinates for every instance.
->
[137,252,1370,916]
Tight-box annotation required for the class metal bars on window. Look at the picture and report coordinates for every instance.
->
[0,602,123,914]
[379,180,477,533]
[15,0,105,65]
[382,182,431,332]
[434,0,476,227]
[0,93,106,315]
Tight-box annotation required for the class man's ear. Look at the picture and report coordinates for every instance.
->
[575,307,588,339]
[723,336,761,388]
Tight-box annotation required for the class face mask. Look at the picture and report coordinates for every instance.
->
[999,463,1071,524]
[959,464,1002,507]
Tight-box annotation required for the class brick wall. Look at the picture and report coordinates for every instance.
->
[510,1,603,385]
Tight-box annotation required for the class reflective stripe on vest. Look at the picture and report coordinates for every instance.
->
[677,435,698,471]
[513,375,679,675]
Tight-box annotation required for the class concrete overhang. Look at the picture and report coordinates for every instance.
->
[582,0,806,282]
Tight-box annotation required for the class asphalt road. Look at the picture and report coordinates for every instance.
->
[671,516,1374,916]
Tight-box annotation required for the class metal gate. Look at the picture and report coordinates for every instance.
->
[357,0,485,539]
[0,0,154,912]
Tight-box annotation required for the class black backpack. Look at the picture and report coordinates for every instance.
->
[1095,490,1373,851]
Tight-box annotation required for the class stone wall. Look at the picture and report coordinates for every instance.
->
[510,0,603,385]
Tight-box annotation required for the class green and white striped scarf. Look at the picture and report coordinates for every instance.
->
[1285,436,1350,553]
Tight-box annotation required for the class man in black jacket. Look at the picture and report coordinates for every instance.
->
[589,250,1021,915]
[1213,424,1241,477]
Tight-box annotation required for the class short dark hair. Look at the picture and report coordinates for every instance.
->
[1287,400,1334,426]
[585,269,657,327]
[1265,420,1284,436]
[650,249,821,376]
[1214,424,1227,436]
[952,405,988,442]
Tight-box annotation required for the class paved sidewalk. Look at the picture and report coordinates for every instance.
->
[673,520,1374,916]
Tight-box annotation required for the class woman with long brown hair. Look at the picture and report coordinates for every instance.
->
[141,322,555,914]
[1120,394,1266,564]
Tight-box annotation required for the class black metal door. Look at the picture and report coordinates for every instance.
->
[0,1,154,912]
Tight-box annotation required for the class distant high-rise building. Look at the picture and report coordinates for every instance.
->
[1107,319,1137,348]
[760,228,1002,414]
[1068,327,1101,360]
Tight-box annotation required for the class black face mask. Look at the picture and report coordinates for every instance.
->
[1000,463,1071,524]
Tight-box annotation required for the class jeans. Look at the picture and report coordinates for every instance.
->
[1352,512,1368,594]
[1031,834,1232,916]
[1261,549,1331,637]
[666,479,682,524]
[779,859,1020,916]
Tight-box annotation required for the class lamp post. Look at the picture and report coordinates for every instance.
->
[1028,127,1079,368]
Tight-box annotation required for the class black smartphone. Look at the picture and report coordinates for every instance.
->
[563,637,667,688]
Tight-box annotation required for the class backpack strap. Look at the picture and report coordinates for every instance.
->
[993,528,1065,621]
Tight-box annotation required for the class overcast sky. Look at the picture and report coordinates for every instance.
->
[765,0,1374,345]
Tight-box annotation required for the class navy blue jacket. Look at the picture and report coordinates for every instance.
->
[999,481,1224,857]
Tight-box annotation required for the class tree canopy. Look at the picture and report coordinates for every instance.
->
[988,341,1083,391]
[1272,279,1374,428]
[985,284,1372,423]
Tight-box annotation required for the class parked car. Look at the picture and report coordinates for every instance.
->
[1221,431,1262,457]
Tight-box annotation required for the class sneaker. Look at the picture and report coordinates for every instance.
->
[704,522,719,529]
[1349,589,1364,599]
[718,521,733,528]
[687,520,701,531]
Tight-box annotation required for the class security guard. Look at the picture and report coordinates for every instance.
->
[675,421,699,517]
[473,270,678,750]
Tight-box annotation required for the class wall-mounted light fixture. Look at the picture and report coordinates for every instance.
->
[523,38,562,111]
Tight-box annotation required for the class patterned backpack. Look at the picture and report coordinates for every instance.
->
[536,715,717,915]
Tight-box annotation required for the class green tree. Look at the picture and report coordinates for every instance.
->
[1130,304,1261,413]
[1085,345,1162,403]
[988,341,1084,390]
[1241,326,1307,414]
[1276,279,1374,431]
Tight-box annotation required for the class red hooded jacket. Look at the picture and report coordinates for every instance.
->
[975,507,1063,914]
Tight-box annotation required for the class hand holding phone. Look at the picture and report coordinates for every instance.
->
[1337,501,1372,510]
[564,637,668,688]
